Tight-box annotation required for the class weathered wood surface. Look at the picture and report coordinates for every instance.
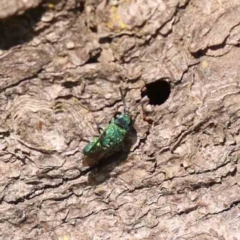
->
[0,0,240,239]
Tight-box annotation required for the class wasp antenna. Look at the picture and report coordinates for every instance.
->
[119,87,127,114]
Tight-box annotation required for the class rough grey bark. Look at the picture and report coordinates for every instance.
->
[0,0,240,239]
[0,0,43,19]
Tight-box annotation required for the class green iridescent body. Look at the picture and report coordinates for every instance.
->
[82,113,132,165]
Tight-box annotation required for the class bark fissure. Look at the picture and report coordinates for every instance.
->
[1,0,240,239]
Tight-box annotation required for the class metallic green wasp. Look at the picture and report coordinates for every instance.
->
[82,89,132,167]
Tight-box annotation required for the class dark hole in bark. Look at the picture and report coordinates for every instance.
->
[90,26,97,33]
[62,81,79,88]
[75,0,85,12]
[86,51,101,64]
[99,37,112,44]
[141,79,171,105]
[191,49,206,58]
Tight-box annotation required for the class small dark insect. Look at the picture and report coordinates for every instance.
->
[82,88,132,167]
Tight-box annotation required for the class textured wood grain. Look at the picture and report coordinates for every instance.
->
[0,0,240,239]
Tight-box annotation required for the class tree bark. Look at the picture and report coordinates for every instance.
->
[0,0,240,239]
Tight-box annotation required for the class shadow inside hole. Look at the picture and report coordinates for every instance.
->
[84,127,137,186]
[141,79,171,105]
[0,5,47,50]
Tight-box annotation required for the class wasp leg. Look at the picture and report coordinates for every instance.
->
[93,121,104,134]
[82,137,90,143]
[97,126,104,134]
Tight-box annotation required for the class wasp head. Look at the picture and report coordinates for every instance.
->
[114,113,132,130]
